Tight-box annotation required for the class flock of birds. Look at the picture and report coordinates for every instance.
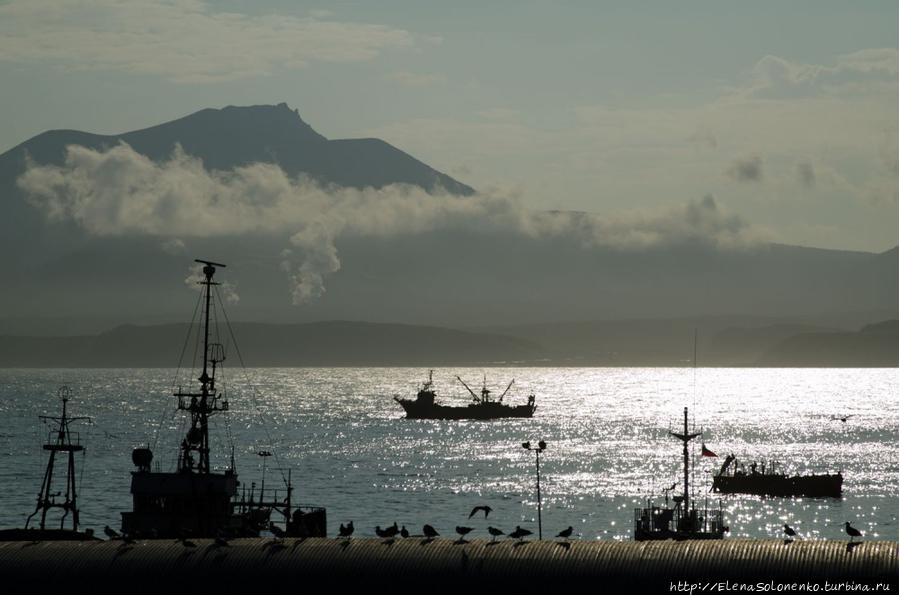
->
[101,503,864,547]
[337,506,575,545]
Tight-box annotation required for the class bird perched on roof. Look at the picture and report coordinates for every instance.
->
[400,525,409,538]
[783,524,797,539]
[178,537,197,548]
[455,526,473,542]
[487,526,504,542]
[104,525,120,540]
[214,535,230,548]
[385,522,399,538]
[845,522,862,542]
[556,526,573,540]
[338,521,354,538]
[468,505,493,519]
[269,523,287,539]
[423,524,439,540]
[509,526,533,541]
[375,526,389,538]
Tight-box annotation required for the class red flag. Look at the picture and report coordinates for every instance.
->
[701,443,717,457]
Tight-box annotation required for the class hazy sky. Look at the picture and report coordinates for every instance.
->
[2,1,899,252]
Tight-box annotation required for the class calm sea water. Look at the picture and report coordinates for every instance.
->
[0,367,896,541]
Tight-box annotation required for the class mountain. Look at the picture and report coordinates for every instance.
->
[0,102,472,197]
[0,103,472,266]
[1,103,899,335]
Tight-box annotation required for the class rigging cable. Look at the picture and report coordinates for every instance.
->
[214,285,290,488]
[152,288,203,453]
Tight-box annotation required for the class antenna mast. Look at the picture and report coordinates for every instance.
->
[174,259,229,474]
[25,387,91,531]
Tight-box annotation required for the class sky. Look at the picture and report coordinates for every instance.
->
[2,1,899,252]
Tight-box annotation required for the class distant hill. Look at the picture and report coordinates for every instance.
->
[1,318,896,367]
[0,320,539,367]
[755,319,899,366]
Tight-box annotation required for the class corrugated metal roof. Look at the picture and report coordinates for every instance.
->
[1,538,896,586]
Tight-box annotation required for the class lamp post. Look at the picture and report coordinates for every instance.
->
[522,440,546,539]
[258,450,272,499]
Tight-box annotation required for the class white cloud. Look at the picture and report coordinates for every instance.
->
[18,143,762,304]
[0,0,417,83]
[745,50,899,99]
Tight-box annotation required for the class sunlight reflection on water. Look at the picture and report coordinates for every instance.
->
[0,367,896,541]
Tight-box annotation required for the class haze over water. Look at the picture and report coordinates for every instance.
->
[0,367,895,541]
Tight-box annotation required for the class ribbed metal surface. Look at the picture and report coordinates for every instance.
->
[1,538,896,584]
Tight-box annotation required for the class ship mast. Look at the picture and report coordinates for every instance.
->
[671,406,701,511]
[25,387,91,531]
[175,259,229,474]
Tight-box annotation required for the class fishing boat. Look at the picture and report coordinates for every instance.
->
[634,407,728,541]
[119,259,326,539]
[394,370,536,420]
[711,455,842,498]
[0,387,98,541]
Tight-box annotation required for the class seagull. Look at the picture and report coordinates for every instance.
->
[455,526,473,542]
[104,525,120,540]
[375,526,389,538]
[487,526,504,542]
[831,415,854,423]
[269,523,287,539]
[783,524,797,539]
[468,505,493,519]
[338,521,354,538]
[423,524,439,540]
[845,522,862,543]
[400,525,409,539]
[509,526,533,542]
[556,526,573,540]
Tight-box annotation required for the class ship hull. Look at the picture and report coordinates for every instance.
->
[712,473,842,498]
[395,398,536,420]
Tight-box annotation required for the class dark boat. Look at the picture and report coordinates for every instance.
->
[120,259,326,539]
[711,455,842,498]
[0,387,99,541]
[634,407,728,541]
[394,370,536,420]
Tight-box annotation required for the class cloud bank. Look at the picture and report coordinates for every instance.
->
[0,0,417,83]
[18,143,761,304]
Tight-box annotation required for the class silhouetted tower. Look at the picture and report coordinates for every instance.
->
[671,407,701,510]
[25,387,91,531]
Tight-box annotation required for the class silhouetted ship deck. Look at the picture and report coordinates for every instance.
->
[634,407,728,541]
[0,387,98,542]
[394,371,536,420]
[711,455,843,498]
[120,259,326,539]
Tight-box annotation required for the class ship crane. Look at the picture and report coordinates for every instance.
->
[456,376,482,403]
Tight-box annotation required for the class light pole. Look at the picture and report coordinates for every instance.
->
[522,440,546,540]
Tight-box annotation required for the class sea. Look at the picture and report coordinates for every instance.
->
[0,367,896,541]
